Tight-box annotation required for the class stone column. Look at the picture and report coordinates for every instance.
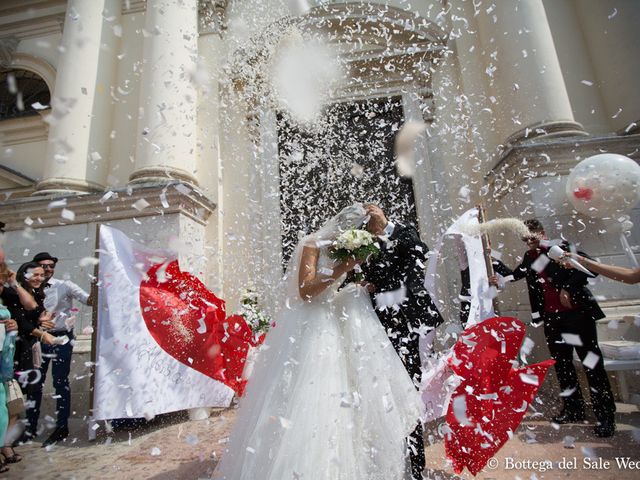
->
[36,0,120,195]
[476,0,585,144]
[129,0,199,186]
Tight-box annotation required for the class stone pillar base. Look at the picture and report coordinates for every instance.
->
[503,120,587,147]
[129,166,199,187]
[34,177,104,196]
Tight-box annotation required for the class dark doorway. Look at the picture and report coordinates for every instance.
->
[277,96,418,264]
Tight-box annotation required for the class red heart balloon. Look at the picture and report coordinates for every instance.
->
[140,260,254,395]
[445,317,555,476]
[573,187,594,201]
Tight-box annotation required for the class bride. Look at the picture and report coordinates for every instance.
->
[214,204,424,479]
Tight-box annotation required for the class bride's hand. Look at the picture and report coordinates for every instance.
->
[359,281,376,293]
[343,257,361,272]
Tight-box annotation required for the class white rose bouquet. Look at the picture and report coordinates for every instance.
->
[329,229,380,281]
[238,286,271,342]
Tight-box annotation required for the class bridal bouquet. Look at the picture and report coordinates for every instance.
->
[329,229,380,282]
[238,287,271,342]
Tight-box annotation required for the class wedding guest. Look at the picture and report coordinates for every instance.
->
[562,252,640,284]
[0,252,21,470]
[31,252,92,446]
[489,219,616,437]
[7,262,55,444]
[0,250,24,463]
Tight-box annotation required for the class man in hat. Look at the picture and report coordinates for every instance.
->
[31,252,93,446]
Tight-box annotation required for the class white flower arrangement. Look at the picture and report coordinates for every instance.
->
[238,286,271,340]
[334,229,376,251]
[330,229,380,263]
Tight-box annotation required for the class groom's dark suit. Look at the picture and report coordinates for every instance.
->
[360,222,443,479]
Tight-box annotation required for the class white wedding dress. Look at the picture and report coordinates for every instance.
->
[214,224,424,479]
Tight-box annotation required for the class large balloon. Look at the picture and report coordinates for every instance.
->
[566,153,640,218]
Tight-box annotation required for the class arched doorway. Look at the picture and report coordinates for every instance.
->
[224,1,448,290]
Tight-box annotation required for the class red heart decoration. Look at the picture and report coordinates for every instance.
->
[573,187,594,201]
[445,317,555,476]
[140,260,255,395]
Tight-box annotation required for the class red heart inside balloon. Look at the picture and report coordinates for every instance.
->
[140,261,255,395]
[445,317,555,476]
[573,187,593,201]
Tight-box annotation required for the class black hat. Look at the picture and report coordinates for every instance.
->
[32,252,58,263]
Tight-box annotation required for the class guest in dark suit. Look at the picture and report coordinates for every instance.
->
[359,204,442,480]
[490,218,616,437]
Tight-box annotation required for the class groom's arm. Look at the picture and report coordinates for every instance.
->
[394,225,429,294]
[395,226,443,327]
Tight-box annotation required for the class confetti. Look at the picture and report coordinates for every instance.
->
[132,198,150,211]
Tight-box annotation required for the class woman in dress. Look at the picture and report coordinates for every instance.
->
[214,204,424,480]
[5,262,55,443]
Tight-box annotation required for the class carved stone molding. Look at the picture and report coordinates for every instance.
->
[9,52,57,92]
[34,177,104,196]
[485,133,640,201]
[129,166,200,187]
[0,182,216,231]
[0,1,65,40]
[0,114,49,146]
[227,3,448,114]
[617,118,640,136]
[122,0,146,14]
[502,120,587,147]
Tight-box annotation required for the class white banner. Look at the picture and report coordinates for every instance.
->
[446,208,495,326]
[93,226,233,421]
[424,207,495,328]
[420,209,495,419]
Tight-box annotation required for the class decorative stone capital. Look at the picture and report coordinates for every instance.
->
[485,133,640,201]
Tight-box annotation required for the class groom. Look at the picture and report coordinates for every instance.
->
[360,204,443,480]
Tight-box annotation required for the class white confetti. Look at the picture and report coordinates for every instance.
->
[61,208,75,221]
[48,199,67,210]
[99,191,115,204]
[561,333,583,347]
[530,254,550,273]
[132,198,150,211]
[452,395,471,426]
[582,351,600,370]
[160,191,170,208]
[79,256,99,267]
[174,183,191,195]
[520,373,539,386]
